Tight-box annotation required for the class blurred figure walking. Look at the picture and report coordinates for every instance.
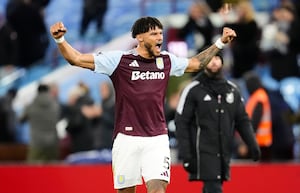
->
[244,71,272,161]
[0,88,18,143]
[175,54,260,193]
[6,0,49,68]
[20,83,61,163]
[80,0,108,37]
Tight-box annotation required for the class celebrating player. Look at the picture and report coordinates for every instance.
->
[50,16,236,193]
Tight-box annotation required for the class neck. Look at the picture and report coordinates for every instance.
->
[136,46,153,59]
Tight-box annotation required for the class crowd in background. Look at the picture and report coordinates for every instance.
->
[166,0,300,162]
[0,0,300,164]
[1,0,50,69]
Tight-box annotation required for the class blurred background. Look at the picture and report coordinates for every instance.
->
[1,0,300,193]
[0,0,300,166]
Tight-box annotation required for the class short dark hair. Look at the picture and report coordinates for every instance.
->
[37,84,49,93]
[131,16,163,38]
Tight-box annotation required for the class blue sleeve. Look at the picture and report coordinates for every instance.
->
[166,51,189,77]
[93,50,123,76]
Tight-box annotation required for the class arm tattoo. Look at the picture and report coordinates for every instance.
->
[194,45,220,70]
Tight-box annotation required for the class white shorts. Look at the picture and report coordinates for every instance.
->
[112,133,171,189]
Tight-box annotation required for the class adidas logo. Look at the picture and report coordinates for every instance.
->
[129,60,139,67]
[204,94,211,101]
[160,171,169,177]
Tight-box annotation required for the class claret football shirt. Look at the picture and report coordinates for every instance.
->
[93,49,188,138]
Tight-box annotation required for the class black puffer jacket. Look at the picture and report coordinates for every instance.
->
[175,72,260,181]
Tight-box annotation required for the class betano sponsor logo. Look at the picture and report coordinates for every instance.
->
[131,71,165,80]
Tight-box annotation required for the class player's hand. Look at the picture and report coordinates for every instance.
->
[221,27,236,44]
[50,22,67,39]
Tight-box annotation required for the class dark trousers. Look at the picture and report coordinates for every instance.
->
[202,180,223,193]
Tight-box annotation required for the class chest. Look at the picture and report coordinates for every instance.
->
[111,55,171,94]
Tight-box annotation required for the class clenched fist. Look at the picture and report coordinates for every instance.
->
[50,22,67,39]
[221,27,237,44]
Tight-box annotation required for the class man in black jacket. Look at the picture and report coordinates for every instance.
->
[175,53,260,193]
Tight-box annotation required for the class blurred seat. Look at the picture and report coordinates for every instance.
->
[0,143,27,161]
[279,77,300,112]
[255,64,280,91]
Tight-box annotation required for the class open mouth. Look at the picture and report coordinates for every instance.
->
[155,43,162,50]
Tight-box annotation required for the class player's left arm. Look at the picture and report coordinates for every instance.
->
[185,27,236,72]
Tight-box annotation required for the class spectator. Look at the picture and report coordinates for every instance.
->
[164,90,180,148]
[260,1,300,81]
[164,82,189,150]
[223,0,261,79]
[177,1,215,55]
[244,71,272,161]
[80,0,108,37]
[48,81,72,159]
[206,0,223,12]
[6,0,49,68]
[72,81,116,164]
[0,88,18,143]
[31,0,51,16]
[64,82,101,154]
[294,0,300,18]
[48,82,60,103]
[0,12,18,68]
[268,89,295,160]
[175,54,260,193]
[93,81,114,151]
[20,83,61,163]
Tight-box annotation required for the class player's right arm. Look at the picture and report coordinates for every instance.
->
[50,22,95,70]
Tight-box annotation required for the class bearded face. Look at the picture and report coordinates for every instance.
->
[135,26,163,59]
[204,55,223,78]
[205,67,222,77]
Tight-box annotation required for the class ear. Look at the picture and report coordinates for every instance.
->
[136,34,143,42]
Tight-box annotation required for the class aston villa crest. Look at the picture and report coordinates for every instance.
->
[156,57,164,69]
[117,175,125,184]
[226,93,234,104]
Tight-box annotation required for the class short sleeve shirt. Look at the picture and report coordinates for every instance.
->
[93,49,188,138]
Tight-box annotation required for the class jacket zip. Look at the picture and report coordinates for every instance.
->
[217,94,224,180]
[195,112,201,179]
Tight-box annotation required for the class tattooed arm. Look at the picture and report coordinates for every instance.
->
[186,45,220,72]
[185,27,236,72]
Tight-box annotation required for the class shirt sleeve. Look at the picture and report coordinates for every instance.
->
[93,50,123,76]
[166,52,189,77]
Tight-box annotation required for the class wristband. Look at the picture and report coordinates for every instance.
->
[215,38,225,49]
[54,36,65,44]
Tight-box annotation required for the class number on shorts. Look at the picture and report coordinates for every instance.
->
[163,156,170,169]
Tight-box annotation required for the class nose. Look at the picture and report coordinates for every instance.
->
[157,33,163,41]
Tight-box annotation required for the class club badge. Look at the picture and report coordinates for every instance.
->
[226,92,234,104]
[156,57,164,69]
[117,175,125,184]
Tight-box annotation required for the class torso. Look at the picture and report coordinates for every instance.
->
[111,53,171,138]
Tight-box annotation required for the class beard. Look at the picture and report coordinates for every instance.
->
[144,42,156,58]
[205,67,223,79]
